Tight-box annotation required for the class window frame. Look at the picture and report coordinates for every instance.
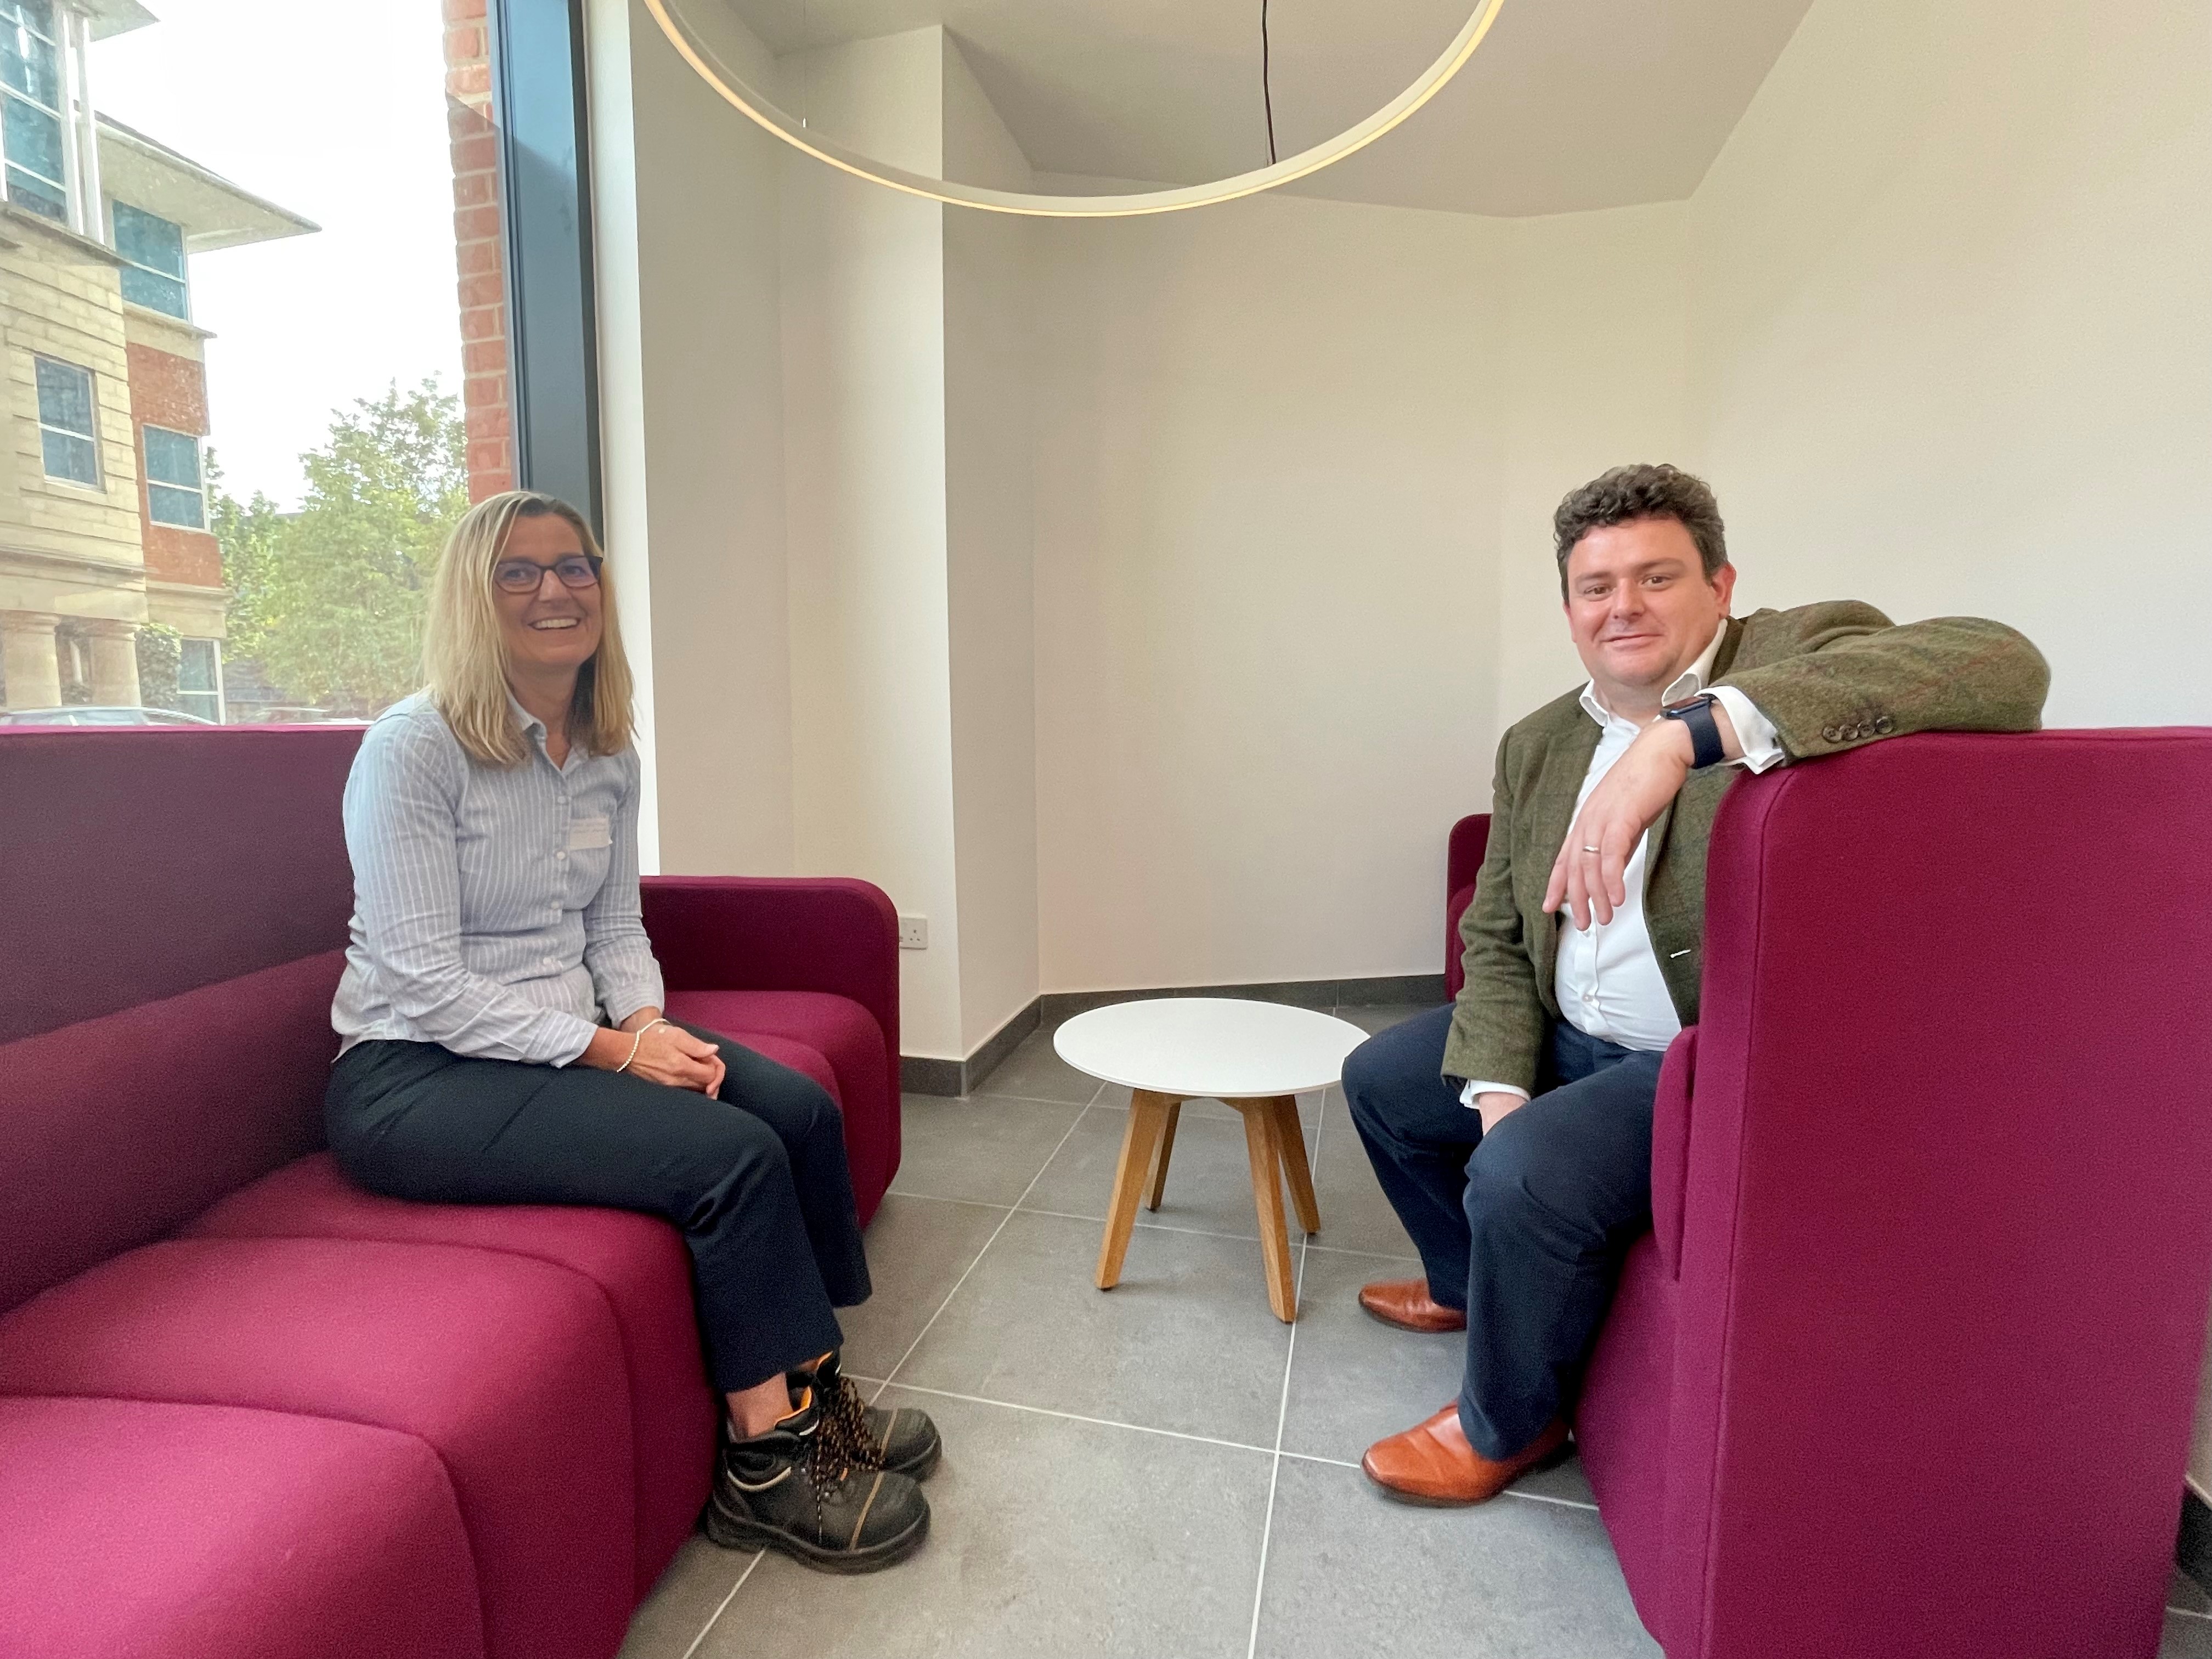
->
[0,0,66,223]
[110,200,191,320]
[489,0,601,534]
[32,352,99,488]
[175,635,222,724]
[140,421,206,528]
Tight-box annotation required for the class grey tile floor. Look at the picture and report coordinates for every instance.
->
[618,1005,2212,1659]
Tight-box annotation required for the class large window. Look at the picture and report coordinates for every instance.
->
[34,355,97,485]
[142,425,204,527]
[112,202,188,318]
[0,0,65,221]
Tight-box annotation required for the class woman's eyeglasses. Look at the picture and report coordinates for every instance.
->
[492,553,603,594]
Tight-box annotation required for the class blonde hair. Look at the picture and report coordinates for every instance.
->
[422,490,636,766]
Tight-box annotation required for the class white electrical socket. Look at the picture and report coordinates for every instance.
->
[898,915,929,950]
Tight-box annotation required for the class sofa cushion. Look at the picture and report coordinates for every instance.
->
[186,1153,716,1597]
[0,1238,633,1659]
[0,1394,483,1659]
[0,952,344,1318]
[664,988,896,1220]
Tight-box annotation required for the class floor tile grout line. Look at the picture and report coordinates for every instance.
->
[1015,1204,1268,1245]
[678,1548,764,1659]
[1247,1083,1323,1659]
[856,1380,1285,1459]
[2172,1605,2212,1623]
[954,1088,1101,1110]
[868,1079,1107,1404]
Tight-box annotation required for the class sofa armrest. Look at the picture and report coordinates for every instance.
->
[1650,1025,1696,1280]
[640,876,900,1069]
[1446,812,1491,898]
[1444,884,1477,1000]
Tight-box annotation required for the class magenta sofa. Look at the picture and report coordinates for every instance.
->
[1450,729,2212,1656]
[0,724,904,1659]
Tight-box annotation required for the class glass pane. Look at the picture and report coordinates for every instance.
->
[40,428,97,484]
[5,161,60,219]
[143,426,201,487]
[0,6,59,108]
[113,203,187,280]
[3,92,62,183]
[81,0,505,724]
[176,691,220,722]
[120,266,189,317]
[149,482,204,527]
[34,357,92,437]
[178,637,217,693]
[148,482,204,526]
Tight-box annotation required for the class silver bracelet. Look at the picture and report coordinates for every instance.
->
[614,1017,669,1074]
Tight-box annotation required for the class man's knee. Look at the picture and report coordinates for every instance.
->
[1463,1108,1582,1237]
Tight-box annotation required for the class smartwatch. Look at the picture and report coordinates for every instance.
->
[1661,692,1727,770]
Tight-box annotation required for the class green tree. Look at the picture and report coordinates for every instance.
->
[213,379,469,718]
[135,620,182,711]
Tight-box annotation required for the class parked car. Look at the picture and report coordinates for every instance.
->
[0,706,216,726]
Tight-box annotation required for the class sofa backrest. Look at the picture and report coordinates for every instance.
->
[1662,727,2212,1658]
[0,725,365,1314]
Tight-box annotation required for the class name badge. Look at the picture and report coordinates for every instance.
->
[567,814,612,850]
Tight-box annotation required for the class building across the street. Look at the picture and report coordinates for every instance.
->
[0,0,313,721]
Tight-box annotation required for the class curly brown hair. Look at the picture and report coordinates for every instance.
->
[1554,464,1728,599]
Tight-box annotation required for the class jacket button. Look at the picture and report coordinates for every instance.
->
[1822,725,1842,743]
[1875,716,1894,734]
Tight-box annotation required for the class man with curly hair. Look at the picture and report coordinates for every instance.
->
[1345,463,2050,1504]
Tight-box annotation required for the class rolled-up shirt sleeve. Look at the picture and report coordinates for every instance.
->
[582,750,665,1028]
[344,717,601,1065]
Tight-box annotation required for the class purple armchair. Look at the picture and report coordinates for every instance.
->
[1449,731,2212,1656]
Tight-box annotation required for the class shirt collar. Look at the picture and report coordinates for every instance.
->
[505,689,548,745]
[1578,619,1730,728]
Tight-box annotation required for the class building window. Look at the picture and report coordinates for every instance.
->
[112,202,188,318]
[33,354,97,484]
[0,0,65,222]
[142,424,204,527]
[177,636,221,723]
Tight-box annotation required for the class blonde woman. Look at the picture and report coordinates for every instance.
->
[324,491,935,1573]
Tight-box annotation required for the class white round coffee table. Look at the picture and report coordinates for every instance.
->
[1054,998,1369,1323]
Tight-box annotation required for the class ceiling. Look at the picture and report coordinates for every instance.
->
[713,0,1815,216]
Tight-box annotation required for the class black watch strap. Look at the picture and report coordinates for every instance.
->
[1663,693,1726,769]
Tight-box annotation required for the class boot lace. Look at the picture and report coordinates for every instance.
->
[817,1371,889,1472]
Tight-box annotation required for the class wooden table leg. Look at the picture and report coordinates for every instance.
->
[1097,1090,1177,1290]
[1146,1100,1182,1211]
[1235,1099,1298,1322]
[1270,1095,1321,1236]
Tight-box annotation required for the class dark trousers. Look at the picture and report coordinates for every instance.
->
[1342,1005,1662,1459]
[326,1024,872,1395]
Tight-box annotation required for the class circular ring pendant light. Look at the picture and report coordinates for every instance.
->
[641,0,1510,218]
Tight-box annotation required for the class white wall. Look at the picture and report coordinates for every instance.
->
[1679,0,2212,727]
[589,0,793,876]
[1031,195,1508,995]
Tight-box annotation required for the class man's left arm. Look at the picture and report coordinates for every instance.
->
[1548,607,2050,929]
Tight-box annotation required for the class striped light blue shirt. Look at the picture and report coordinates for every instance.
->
[332,691,664,1065]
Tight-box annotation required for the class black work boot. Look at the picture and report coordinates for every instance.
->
[704,1390,929,1572]
[788,1348,943,1481]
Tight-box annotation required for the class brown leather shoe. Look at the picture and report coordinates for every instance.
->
[1361,1406,1568,1505]
[1357,1277,1467,1334]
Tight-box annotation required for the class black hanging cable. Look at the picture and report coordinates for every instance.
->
[1262,0,1278,164]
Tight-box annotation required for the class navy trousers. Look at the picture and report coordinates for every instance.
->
[326,1023,871,1395]
[1342,1005,1662,1459]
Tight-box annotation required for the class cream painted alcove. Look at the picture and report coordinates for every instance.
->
[586,0,2212,1483]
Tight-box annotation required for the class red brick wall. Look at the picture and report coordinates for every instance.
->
[444,0,516,501]
[125,341,221,588]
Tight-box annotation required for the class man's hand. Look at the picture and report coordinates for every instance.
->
[1476,1091,1524,1135]
[1544,702,1740,932]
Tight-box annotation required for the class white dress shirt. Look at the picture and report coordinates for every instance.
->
[1462,624,1784,1108]
[332,691,665,1066]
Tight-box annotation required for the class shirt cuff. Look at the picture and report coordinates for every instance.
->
[1460,1080,1532,1109]
[1709,685,1785,774]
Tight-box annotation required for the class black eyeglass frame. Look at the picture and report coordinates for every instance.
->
[491,552,604,592]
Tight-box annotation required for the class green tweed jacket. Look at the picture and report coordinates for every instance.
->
[1441,603,2051,1091]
